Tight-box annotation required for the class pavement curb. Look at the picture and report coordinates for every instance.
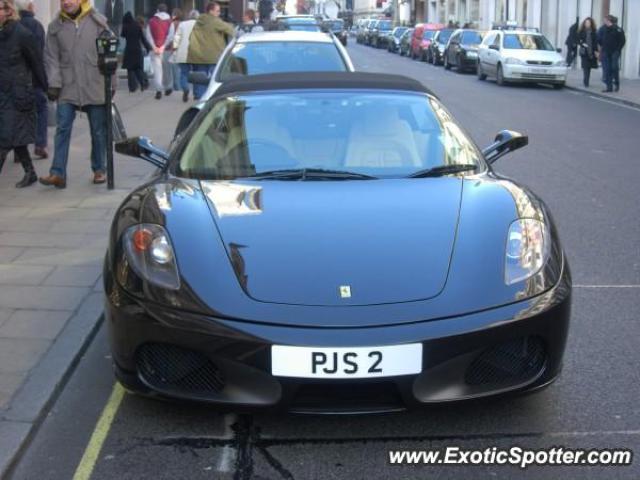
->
[0,298,105,479]
[564,84,640,109]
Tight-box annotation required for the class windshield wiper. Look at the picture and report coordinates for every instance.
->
[407,164,478,178]
[245,168,377,181]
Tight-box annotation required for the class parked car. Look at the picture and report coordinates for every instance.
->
[477,27,567,88]
[387,26,408,53]
[174,31,354,138]
[443,29,485,72]
[110,71,571,411]
[398,27,413,56]
[355,18,371,43]
[324,19,348,46]
[370,19,393,48]
[364,19,380,45]
[428,28,455,65]
[410,23,442,60]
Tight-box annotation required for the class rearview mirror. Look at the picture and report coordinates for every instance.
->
[188,71,211,85]
[482,130,528,164]
[556,48,562,53]
[115,136,169,168]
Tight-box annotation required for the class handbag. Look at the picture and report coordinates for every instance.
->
[579,45,587,56]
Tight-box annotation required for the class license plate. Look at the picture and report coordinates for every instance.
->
[531,68,549,74]
[271,344,422,379]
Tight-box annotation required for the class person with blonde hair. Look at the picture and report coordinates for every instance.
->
[0,0,48,187]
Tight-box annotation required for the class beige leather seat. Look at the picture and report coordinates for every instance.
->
[345,107,421,168]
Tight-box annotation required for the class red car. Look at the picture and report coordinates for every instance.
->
[411,23,444,61]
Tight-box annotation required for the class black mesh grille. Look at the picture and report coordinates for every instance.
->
[465,337,545,387]
[137,343,225,395]
[291,382,404,413]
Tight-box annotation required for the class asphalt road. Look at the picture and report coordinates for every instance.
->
[8,42,640,480]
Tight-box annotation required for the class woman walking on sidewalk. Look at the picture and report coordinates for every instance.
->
[121,11,152,93]
[0,0,47,188]
[578,17,599,88]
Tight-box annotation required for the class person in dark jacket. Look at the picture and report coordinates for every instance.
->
[121,11,152,92]
[16,0,47,160]
[577,17,598,88]
[564,21,578,66]
[597,14,626,93]
[0,0,47,188]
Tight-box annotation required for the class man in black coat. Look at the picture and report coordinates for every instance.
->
[16,0,48,159]
[597,14,626,93]
[564,21,578,66]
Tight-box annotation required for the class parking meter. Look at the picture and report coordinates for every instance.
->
[96,30,119,189]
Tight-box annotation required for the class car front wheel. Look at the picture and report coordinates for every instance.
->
[477,61,487,80]
[497,64,506,86]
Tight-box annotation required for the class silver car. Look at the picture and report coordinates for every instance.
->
[174,30,354,138]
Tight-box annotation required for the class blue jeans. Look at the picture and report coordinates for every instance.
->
[172,62,181,91]
[34,88,48,149]
[50,103,106,178]
[601,51,620,91]
[192,63,215,100]
[178,63,191,93]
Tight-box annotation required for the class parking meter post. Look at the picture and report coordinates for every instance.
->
[96,30,119,190]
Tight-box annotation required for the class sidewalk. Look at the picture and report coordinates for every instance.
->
[565,66,640,108]
[0,89,184,477]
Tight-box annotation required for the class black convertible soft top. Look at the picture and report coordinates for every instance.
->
[213,72,436,98]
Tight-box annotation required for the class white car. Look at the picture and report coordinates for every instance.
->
[174,30,354,137]
[477,28,567,88]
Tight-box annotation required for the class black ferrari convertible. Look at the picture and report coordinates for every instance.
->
[107,72,571,413]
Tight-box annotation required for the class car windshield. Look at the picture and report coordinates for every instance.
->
[394,27,407,37]
[378,20,391,30]
[218,42,347,82]
[503,33,554,50]
[176,91,482,180]
[461,31,483,44]
[422,30,435,40]
[437,29,453,43]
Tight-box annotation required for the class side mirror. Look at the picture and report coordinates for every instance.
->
[188,71,211,86]
[556,48,562,53]
[115,136,169,168]
[482,130,528,164]
[489,44,499,51]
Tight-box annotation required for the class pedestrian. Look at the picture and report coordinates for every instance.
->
[39,0,112,189]
[145,4,175,100]
[597,14,626,93]
[121,11,152,92]
[136,15,150,90]
[187,2,234,100]
[0,0,47,188]
[172,9,198,102]
[577,17,598,88]
[564,20,578,66]
[240,8,262,34]
[16,0,48,160]
[168,8,182,93]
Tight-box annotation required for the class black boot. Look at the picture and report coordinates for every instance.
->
[15,147,37,188]
[0,150,7,174]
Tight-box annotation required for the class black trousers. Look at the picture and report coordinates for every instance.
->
[582,67,592,87]
[127,68,148,92]
[0,145,34,173]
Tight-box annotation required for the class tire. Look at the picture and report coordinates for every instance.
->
[553,83,565,89]
[444,53,451,70]
[477,61,487,80]
[497,64,506,86]
[456,55,464,73]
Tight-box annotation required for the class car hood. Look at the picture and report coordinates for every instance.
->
[200,179,463,307]
[503,49,563,62]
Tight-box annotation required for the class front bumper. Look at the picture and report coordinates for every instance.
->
[106,268,571,414]
[502,64,568,83]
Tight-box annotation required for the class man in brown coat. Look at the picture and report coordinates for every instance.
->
[39,0,112,189]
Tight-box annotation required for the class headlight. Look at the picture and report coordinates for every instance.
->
[554,60,567,66]
[504,57,525,65]
[123,223,180,290]
[505,219,550,285]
